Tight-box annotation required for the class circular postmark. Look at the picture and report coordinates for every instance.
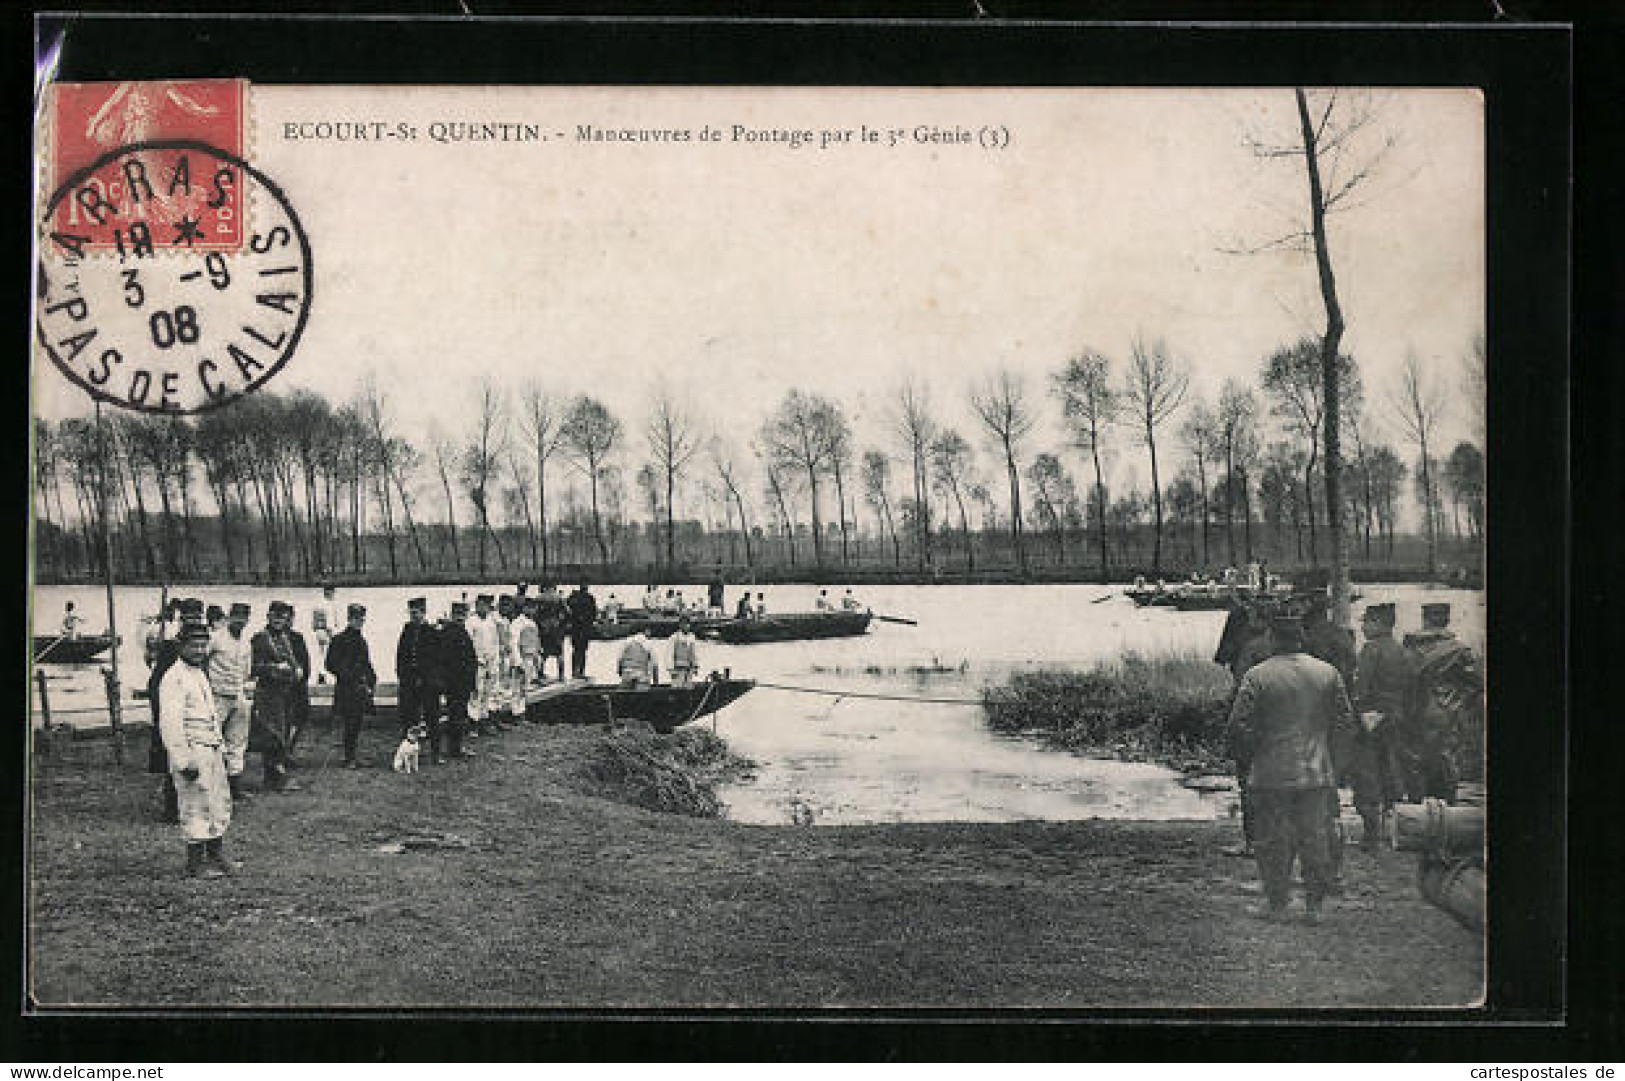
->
[35,139,313,415]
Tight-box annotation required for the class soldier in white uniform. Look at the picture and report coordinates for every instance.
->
[311,584,339,684]
[465,594,503,730]
[160,622,237,878]
[668,618,699,688]
[206,601,254,804]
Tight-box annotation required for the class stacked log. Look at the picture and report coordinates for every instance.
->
[1418,859,1486,932]
[1391,798,1485,857]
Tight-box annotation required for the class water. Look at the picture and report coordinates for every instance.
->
[32,581,1485,826]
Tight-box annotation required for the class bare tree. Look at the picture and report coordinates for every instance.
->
[561,395,623,566]
[1261,335,1361,566]
[929,429,977,573]
[823,403,856,566]
[1179,398,1217,570]
[1026,452,1075,564]
[758,447,798,567]
[1216,380,1258,565]
[1239,89,1395,623]
[645,385,699,571]
[518,383,566,577]
[461,381,508,574]
[1390,350,1448,575]
[429,428,463,571]
[635,462,663,562]
[970,367,1036,575]
[708,436,755,570]
[761,390,837,567]
[1055,349,1117,576]
[893,379,937,571]
[862,449,902,567]
[1122,335,1189,575]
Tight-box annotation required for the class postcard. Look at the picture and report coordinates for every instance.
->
[32,69,1500,1012]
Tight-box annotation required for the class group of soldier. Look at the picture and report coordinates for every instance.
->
[1216,594,1484,922]
[143,581,603,878]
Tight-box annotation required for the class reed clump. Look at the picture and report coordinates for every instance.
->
[579,727,756,817]
[983,650,1235,768]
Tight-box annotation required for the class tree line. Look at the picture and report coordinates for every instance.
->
[34,342,1483,586]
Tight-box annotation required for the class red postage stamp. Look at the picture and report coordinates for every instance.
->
[46,79,247,252]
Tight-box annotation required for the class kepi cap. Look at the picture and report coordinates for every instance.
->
[178,597,205,618]
[347,603,367,618]
[228,602,251,617]
[268,600,293,616]
[407,597,427,611]
[450,601,469,617]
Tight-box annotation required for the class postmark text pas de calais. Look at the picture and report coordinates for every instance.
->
[36,80,313,415]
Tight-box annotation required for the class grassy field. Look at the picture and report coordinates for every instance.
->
[27,716,1482,1010]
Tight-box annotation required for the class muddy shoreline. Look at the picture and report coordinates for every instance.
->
[28,718,1481,1009]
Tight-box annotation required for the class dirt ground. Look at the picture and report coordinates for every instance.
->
[27,719,1483,1010]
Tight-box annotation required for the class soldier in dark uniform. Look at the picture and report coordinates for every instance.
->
[250,600,307,793]
[1350,602,1414,849]
[1403,602,1483,800]
[566,579,599,680]
[1300,593,1359,877]
[395,596,436,750]
[435,601,478,762]
[147,597,205,822]
[326,603,377,769]
[1215,601,1274,858]
[282,605,314,762]
[1227,614,1353,923]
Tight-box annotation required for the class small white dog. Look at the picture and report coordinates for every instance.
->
[392,723,429,774]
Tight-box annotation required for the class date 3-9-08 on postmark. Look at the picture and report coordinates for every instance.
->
[36,95,314,416]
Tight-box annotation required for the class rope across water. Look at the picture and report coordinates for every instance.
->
[752,680,986,706]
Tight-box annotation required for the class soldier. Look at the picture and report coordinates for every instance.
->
[707,568,726,617]
[669,617,699,688]
[281,604,314,761]
[310,583,340,685]
[326,603,377,769]
[160,621,239,878]
[395,597,438,753]
[148,597,205,822]
[1227,614,1354,924]
[435,601,478,761]
[1215,602,1273,858]
[537,583,569,683]
[206,601,254,803]
[495,595,526,728]
[466,593,502,734]
[617,631,657,688]
[250,600,307,793]
[567,579,599,680]
[1403,602,1483,800]
[513,596,542,688]
[1350,602,1414,850]
[1300,593,1358,881]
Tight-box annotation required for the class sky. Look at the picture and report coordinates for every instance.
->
[34,84,1484,523]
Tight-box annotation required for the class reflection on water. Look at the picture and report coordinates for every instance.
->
[33,581,1484,825]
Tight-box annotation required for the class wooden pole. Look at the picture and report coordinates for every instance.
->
[95,400,124,764]
[34,670,52,757]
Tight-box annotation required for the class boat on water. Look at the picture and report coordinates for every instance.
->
[591,610,727,641]
[32,634,118,664]
[709,610,872,644]
[523,674,755,733]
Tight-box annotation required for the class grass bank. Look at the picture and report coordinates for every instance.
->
[27,715,1480,1008]
[983,650,1236,774]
